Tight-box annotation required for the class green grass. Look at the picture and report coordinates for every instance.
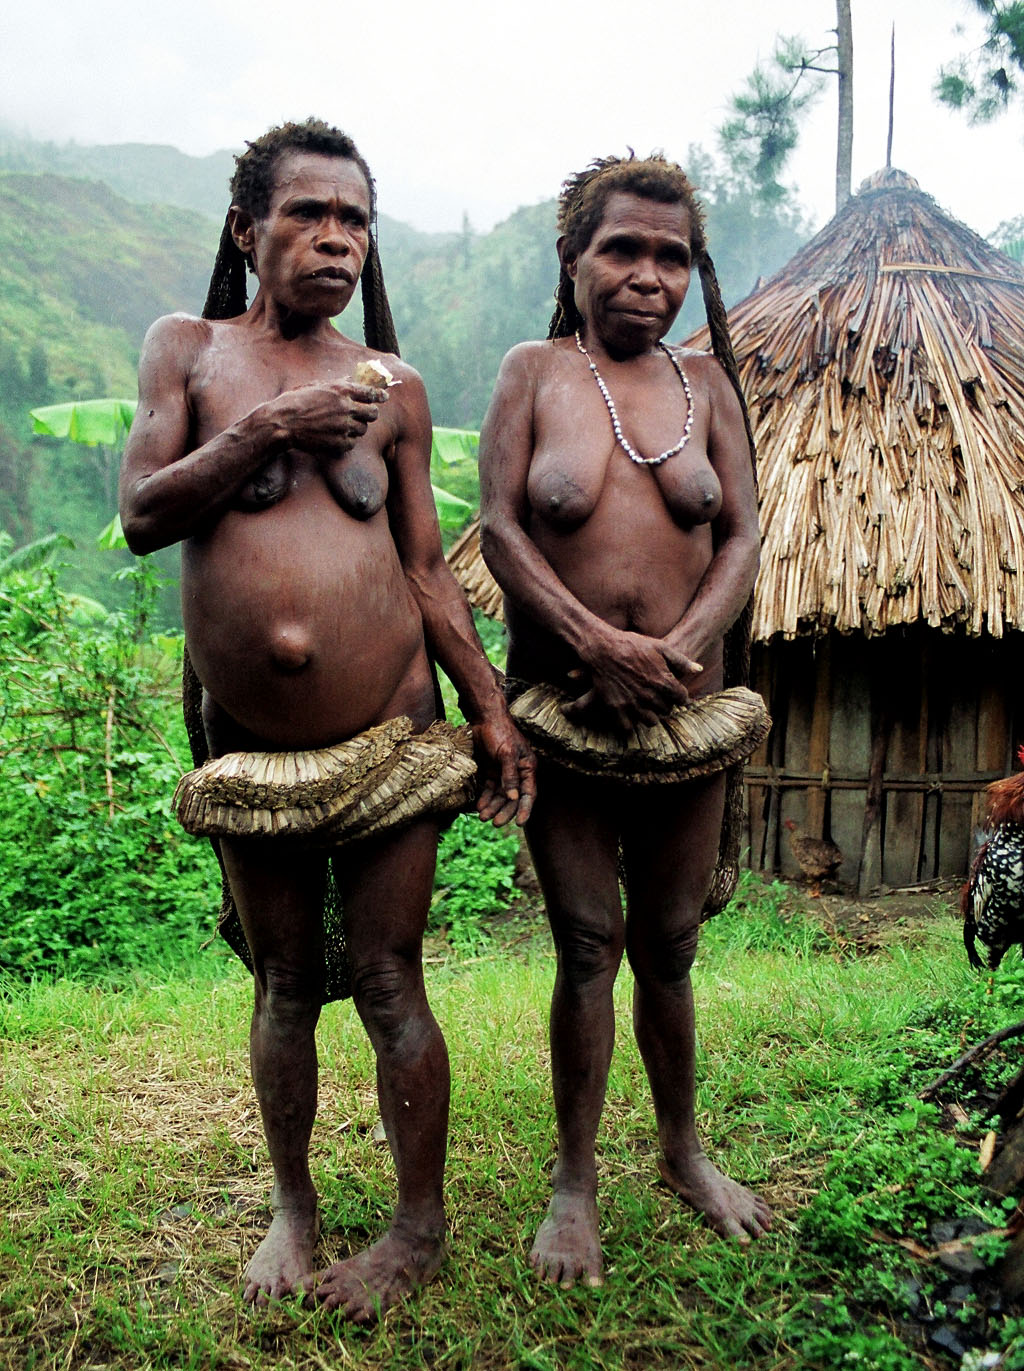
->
[2,887,1022,1370]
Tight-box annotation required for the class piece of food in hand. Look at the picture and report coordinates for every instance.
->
[354,359,400,387]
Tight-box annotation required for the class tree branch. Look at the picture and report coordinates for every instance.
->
[919,1019,1024,1100]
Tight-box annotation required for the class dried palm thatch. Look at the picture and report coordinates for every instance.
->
[173,718,476,843]
[685,168,1024,642]
[447,518,504,621]
[509,683,770,782]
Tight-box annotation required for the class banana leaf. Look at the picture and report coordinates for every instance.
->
[97,515,128,551]
[0,531,76,577]
[431,484,473,533]
[431,427,480,467]
[30,398,137,446]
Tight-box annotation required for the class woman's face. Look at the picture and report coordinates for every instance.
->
[566,192,692,354]
[234,151,371,318]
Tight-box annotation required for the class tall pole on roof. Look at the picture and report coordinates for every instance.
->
[835,0,854,211]
[886,24,896,169]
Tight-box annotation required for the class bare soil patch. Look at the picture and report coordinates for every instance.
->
[796,879,962,955]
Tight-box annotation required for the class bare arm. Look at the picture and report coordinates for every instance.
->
[118,315,385,554]
[386,368,534,825]
[479,344,697,729]
[660,354,760,663]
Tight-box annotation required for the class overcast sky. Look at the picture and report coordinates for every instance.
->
[1,0,1020,238]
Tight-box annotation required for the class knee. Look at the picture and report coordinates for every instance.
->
[555,915,625,988]
[256,961,323,1026]
[627,920,700,986]
[350,957,421,1051]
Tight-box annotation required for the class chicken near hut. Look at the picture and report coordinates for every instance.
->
[962,747,1024,971]
[783,819,843,896]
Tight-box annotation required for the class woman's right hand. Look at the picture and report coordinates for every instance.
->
[265,379,387,458]
[565,627,702,731]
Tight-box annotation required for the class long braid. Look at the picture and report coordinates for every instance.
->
[697,252,755,471]
[547,267,580,341]
[696,250,758,916]
[202,217,249,322]
[361,233,400,355]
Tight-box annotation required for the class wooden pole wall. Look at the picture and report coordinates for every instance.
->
[745,629,1022,890]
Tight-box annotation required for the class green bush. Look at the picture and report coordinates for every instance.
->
[430,812,523,952]
[0,547,216,979]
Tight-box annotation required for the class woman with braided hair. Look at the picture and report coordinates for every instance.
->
[479,153,769,1287]
[119,118,534,1320]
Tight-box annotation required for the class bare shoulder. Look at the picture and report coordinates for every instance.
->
[502,338,559,378]
[669,345,722,381]
[139,312,215,376]
[141,311,211,349]
[671,346,740,407]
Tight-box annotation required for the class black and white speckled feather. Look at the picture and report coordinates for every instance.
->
[963,822,1024,970]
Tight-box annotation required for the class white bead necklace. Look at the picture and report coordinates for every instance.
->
[574,330,694,467]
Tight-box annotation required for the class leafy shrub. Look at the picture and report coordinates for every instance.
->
[0,549,216,979]
[789,1294,924,1371]
[430,812,523,952]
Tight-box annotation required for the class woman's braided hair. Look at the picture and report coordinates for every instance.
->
[550,152,757,917]
[201,116,398,354]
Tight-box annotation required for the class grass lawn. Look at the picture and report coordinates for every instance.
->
[2,881,1022,1370]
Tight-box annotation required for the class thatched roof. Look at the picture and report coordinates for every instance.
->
[693,168,1024,642]
[447,168,1024,642]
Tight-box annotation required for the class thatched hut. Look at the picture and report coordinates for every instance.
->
[448,168,1024,892]
[691,168,1024,891]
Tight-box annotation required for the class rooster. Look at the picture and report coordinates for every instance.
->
[963,747,1024,970]
[783,819,843,896]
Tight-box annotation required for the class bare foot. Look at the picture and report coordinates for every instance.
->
[530,1190,604,1288]
[243,1203,320,1305]
[301,1228,446,1323]
[658,1152,772,1243]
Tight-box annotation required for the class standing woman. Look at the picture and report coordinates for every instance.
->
[478,153,770,1288]
[120,119,534,1320]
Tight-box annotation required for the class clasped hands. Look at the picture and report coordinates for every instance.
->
[564,627,703,733]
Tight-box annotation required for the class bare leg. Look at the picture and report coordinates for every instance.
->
[303,818,448,1322]
[525,765,624,1288]
[622,777,771,1243]
[219,838,327,1304]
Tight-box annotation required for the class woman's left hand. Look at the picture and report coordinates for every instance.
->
[473,717,537,827]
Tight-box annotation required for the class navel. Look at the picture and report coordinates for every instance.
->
[269,625,314,673]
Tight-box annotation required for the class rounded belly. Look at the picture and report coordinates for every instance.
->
[182,495,426,747]
[531,493,713,636]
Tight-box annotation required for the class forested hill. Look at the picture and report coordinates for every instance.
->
[0,172,217,397]
[0,126,236,221]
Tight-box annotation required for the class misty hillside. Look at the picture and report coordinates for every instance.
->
[0,172,218,397]
[0,125,237,221]
[0,129,816,422]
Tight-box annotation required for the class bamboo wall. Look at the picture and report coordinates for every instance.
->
[744,628,1023,892]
